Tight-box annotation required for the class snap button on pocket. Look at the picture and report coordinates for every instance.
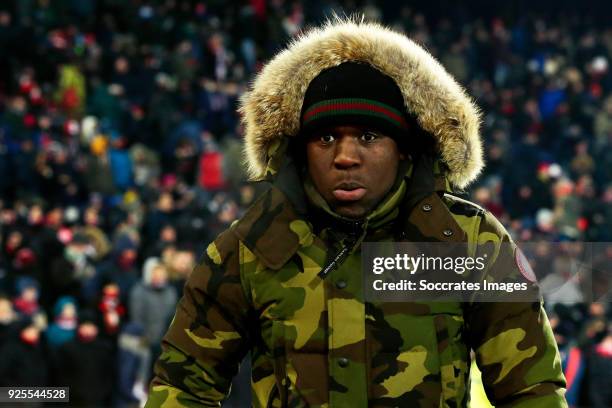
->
[338,357,349,368]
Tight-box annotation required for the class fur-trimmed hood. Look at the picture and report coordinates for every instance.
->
[239,18,483,189]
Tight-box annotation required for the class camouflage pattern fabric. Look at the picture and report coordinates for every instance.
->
[145,177,567,407]
[146,18,567,407]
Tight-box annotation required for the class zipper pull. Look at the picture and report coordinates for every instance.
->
[318,238,356,279]
[317,219,365,280]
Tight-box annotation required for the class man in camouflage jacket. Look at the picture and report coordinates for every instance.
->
[146,19,567,407]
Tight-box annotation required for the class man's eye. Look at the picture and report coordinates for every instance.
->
[361,131,379,142]
[320,134,335,143]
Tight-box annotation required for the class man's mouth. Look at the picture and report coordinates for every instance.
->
[333,182,367,202]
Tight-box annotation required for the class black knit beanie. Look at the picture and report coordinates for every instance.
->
[300,61,412,140]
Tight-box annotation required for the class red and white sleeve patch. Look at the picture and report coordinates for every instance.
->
[515,247,537,283]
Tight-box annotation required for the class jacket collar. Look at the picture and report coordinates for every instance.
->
[232,185,307,270]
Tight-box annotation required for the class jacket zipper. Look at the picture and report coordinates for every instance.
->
[317,227,361,279]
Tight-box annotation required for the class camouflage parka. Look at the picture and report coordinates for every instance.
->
[146,20,567,408]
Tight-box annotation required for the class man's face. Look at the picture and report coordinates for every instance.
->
[306,125,404,218]
[151,265,168,287]
[61,303,76,319]
[22,287,38,302]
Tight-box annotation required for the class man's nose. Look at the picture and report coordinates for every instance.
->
[333,136,361,169]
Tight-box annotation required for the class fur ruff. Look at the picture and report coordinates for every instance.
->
[239,18,483,188]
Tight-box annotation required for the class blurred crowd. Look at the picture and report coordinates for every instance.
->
[0,0,610,407]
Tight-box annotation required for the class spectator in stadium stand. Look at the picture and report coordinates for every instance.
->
[95,234,140,306]
[79,205,112,260]
[0,294,18,348]
[49,232,96,304]
[2,229,26,288]
[579,303,608,347]
[83,134,116,196]
[550,312,585,407]
[164,246,196,296]
[142,223,177,261]
[12,247,42,288]
[116,321,151,408]
[202,193,240,243]
[129,257,177,381]
[97,280,126,338]
[143,191,177,248]
[46,295,78,349]
[51,309,115,407]
[12,275,41,318]
[0,319,49,388]
[108,134,135,192]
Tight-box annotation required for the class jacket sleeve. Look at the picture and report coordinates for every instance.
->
[145,229,251,407]
[465,212,568,408]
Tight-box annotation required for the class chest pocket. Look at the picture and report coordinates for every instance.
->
[366,303,469,407]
